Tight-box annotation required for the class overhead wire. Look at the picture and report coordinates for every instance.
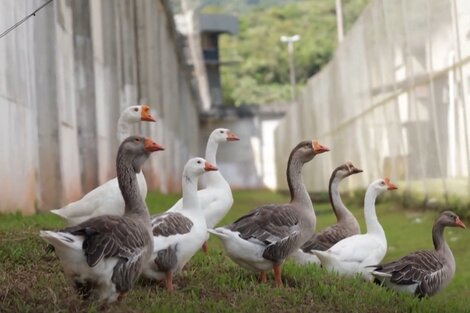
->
[0,0,53,40]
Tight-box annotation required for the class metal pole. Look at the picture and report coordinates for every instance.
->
[281,35,300,101]
[287,41,296,101]
[335,0,344,42]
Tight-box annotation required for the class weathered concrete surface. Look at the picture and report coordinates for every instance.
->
[0,0,201,214]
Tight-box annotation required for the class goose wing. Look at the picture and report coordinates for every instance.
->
[64,215,149,291]
[302,224,352,252]
[229,204,301,244]
[151,212,194,237]
[373,250,447,296]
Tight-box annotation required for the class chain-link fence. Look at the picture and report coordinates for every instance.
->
[274,0,470,202]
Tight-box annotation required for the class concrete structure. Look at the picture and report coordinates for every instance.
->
[0,0,201,214]
[200,104,287,190]
[198,13,239,106]
[274,0,470,201]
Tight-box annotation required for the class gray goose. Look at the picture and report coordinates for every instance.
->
[371,211,466,297]
[40,136,163,303]
[209,140,329,286]
[291,162,362,264]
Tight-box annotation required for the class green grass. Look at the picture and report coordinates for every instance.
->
[0,190,469,312]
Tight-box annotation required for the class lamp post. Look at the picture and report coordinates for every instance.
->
[335,0,344,42]
[280,34,300,101]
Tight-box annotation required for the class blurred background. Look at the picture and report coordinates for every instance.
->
[1,0,469,216]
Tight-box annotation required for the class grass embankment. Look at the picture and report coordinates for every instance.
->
[0,190,469,312]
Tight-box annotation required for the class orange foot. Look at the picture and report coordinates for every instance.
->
[201,241,208,255]
[273,264,283,287]
[165,272,174,292]
[259,272,267,283]
[117,292,126,302]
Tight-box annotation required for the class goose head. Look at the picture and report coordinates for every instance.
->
[122,105,156,123]
[335,161,363,179]
[369,178,398,196]
[210,128,240,143]
[184,157,218,178]
[291,140,329,163]
[119,136,164,173]
[437,211,466,229]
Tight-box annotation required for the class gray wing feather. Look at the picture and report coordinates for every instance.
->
[263,231,302,263]
[302,224,355,252]
[373,250,447,297]
[151,212,193,237]
[154,245,178,272]
[64,215,150,292]
[229,204,301,244]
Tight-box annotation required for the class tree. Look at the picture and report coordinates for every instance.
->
[207,0,369,105]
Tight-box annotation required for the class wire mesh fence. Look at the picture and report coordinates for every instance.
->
[274,0,470,203]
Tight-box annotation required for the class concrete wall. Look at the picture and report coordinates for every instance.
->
[0,0,201,214]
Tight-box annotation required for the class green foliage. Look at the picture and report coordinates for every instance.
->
[212,0,369,105]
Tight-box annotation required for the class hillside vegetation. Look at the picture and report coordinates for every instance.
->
[201,0,370,105]
[1,190,469,312]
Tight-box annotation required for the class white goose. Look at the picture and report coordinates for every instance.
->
[51,105,156,225]
[143,157,218,291]
[168,128,239,253]
[311,178,397,281]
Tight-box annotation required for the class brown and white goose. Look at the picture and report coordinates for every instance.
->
[40,136,163,303]
[371,211,466,298]
[209,140,329,286]
[291,162,363,265]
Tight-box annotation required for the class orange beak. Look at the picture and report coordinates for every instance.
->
[455,217,466,229]
[312,140,330,154]
[140,105,156,122]
[227,130,240,141]
[384,178,398,190]
[204,161,218,172]
[144,138,164,152]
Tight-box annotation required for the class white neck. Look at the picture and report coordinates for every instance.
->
[182,172,201,210]
[205,137,218,164]
[363,187,385,237]
[204,138,228,186]
[117,116,132,143]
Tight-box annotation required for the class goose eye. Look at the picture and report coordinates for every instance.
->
[135,138,140,142]
[380,181,385,185]
[220,130,224,134]
[133,108,139,112]
[197,160,202,164]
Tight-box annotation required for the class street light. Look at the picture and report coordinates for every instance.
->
[280,34,300,101]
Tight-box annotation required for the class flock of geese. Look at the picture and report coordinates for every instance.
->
[41,105,466,303]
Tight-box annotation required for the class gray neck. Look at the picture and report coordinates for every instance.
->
[329,175,358,230]
[287,156,312,208]
[329,175,347,220]
[182,171,201,210]
[117,152,149,221]
[432,223,452,257]
[117,116,131,143]
[363,187,384,237]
